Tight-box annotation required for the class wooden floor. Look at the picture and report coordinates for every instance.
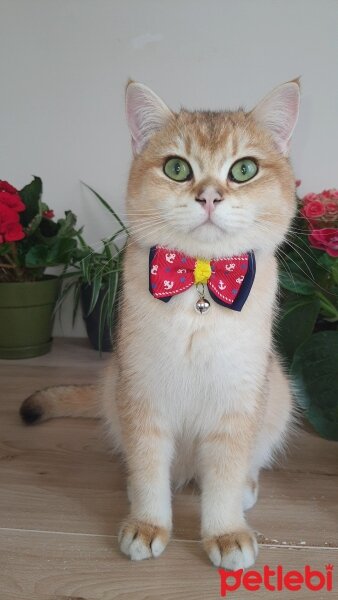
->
[0,338,337,599]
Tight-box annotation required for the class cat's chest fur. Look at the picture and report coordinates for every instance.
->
[119,244,277,428]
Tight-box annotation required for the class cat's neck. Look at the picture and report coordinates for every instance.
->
[127,236,275,263]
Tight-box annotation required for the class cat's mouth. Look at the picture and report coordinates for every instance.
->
[191,217,225,234]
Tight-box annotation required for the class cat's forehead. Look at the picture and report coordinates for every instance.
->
[165,109,261,174]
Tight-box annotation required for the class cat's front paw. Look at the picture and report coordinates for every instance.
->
[203,529,258,570]
[118,518,170,561]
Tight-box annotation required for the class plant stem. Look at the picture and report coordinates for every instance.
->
[9,243,25,281]
[317,291,338,320]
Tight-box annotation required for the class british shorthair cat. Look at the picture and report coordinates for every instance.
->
[21,79,300,569]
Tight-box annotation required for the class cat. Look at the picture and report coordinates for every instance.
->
[20,79,300,570]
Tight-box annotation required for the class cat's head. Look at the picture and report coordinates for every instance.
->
[125,80,300,258]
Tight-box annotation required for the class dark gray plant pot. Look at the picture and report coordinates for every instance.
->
[81,284,113,352]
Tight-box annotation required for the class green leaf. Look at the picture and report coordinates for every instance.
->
[279,243,331,290]
[72,282,81,326]
[81,182,128,234]
[87,272,103,316]
[19,176,43,226]
[103,240,113,262]
[318,252,336,269]
[279,270,317,295]
[45,238,77,265]
[24,238,77,267]
[330,261,338,286]
[106,270,119,329]
[24,245,49,267]
[291,331,338,440]
[57,211,77,237]
[0,243,10,257]
[98,288,109,354]
[69,247,90,263]
[25,213,42,236]
[316,290,338,321]
[276,297,320,364]
[80,252,92,282]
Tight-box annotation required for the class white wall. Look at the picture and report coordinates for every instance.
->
[1,0,337,336]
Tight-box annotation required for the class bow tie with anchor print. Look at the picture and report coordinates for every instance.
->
[149,246,256,313]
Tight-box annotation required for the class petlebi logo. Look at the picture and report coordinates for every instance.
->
[218,564,334,596]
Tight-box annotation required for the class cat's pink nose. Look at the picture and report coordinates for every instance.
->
[195,186,224,212]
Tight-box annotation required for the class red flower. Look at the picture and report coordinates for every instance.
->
[2,221,25,242]
[308,228,338,257]
[303,200,325,220]
[0,180,18,195]
[43,209,54,219]
[0,190,25,212]
[0,180,25,213]
[321,190,331,199]
[0,203,19,224]
[0,203,25,243]
[318,189,338,201]
[303,192,318,204]
[326,202,338,216]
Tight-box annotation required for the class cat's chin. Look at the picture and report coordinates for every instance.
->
[189,221,226,244]
[167,224,255,260]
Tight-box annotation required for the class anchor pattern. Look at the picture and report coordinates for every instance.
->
[165,252,176,264]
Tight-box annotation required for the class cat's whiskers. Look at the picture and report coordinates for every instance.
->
[275,248,298,290]
[259,222,317,281]
[128,222,168,248]
[273,242,332,295]
[127,219,167,238]
[92,220,167,282]
[70,218,164,276]
[258,211,333,278]
[284,239,319,280]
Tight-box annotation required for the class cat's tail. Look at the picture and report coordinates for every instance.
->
[20,384,99,425]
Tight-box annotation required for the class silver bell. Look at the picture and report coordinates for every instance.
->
[195,296,211,314]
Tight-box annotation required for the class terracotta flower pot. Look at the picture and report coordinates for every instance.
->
[0,276,60,359]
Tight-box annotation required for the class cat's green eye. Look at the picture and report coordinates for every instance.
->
[229,158,258,183]
[163,157,192,182]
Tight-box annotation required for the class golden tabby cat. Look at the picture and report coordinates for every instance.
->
[21,79,300,569]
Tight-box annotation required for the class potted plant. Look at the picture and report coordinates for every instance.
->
[0,177,81,358]
[57,184,127,352]
[276,183,338,440]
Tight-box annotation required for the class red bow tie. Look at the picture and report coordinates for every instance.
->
[149,246,255,311]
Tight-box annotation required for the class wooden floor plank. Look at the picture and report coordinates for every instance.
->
[1,446,337,547]
[0,422,336,546]
[0,338,337,599]
[0,529,337,600]
[0,337,111,369]
[0,350,337,548]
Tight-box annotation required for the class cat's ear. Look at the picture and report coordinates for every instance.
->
[251,80,300,155]
[125,81,173,155]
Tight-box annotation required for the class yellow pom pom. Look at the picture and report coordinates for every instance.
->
[194,259,212,285]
